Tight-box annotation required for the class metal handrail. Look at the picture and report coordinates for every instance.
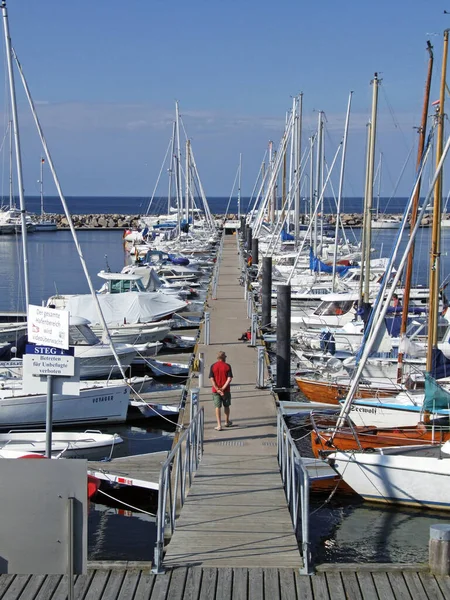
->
[277,411,312,574]
[152,406,204,573]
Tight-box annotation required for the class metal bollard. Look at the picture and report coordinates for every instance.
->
[204,312,211,345]
[190,387,200,422]
[244,273,248,299]
[250,312,257,346]
[198,351,204,388]
[257,346,265,388]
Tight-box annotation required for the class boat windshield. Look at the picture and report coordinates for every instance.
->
[69,324,100,345]
[314,300,353,317]
[109,278,145,293]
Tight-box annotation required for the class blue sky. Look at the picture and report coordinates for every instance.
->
[0,0,448,198]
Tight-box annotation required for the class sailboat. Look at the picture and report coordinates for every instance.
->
[327,32,450,509]
[33,157,57,231]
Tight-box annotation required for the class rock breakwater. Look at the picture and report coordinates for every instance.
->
[49,214,142,229]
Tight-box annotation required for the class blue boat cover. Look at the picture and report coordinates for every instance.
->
[309,248,352,276]
[281,229,294,241]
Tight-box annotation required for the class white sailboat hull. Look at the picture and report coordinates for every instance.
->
[0,384,130,429]
[329,448,450,509]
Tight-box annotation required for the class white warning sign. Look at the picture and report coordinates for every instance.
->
[27,305,69,350]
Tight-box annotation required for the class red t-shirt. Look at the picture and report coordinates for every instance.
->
[209,361,233,392]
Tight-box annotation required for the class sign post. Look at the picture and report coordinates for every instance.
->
[27,305,74,458]
[46,375,53,458]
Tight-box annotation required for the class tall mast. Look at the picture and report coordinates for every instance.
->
[237,152,242,220]
[8,120,13,209]
[313,111,323,257]
[40,157,44,217]
[309,135,314,247]
[427,31,449,371]
[359,122,372,308]
[363,73,380,306]
[332,91,353,291]
[175,101,183,230]
[397,41,433,381]
[294,94,302,247]
[1,0,30,308]
[167,121,176,216]
[185,139,190,225]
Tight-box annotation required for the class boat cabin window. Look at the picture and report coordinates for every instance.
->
[108,278,144,293]
[69,324,100,345]
[314,300,353,317]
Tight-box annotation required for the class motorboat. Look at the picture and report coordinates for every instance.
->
[0,430,123,459]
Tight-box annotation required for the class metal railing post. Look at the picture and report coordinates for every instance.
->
[190,387,200,422]
[204,312,210,345]
[247,293,252,318]
[250,312,257,346]
[256,346,265,388]
[198,351,204,388]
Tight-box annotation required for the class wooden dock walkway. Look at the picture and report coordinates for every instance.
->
[1,565,448,599]
[163,235,301,569]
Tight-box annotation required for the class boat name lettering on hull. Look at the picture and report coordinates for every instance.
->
[93,395,114,403]
[350,406,377,414]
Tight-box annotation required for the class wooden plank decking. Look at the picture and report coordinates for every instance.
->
[163,235,301,568]
[0,566,448,599]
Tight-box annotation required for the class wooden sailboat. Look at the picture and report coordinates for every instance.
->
[295,373,400,404]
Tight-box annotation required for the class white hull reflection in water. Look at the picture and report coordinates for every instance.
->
[311,502,450,564]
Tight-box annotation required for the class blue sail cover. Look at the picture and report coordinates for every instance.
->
[280,229,294,241]
[429,347,450,381]
[309,248,352,276]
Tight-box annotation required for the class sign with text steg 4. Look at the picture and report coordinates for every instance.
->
[26,344,75,377]
[27,304,69,350]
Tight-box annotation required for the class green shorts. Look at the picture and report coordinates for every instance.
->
[212,391,231,408]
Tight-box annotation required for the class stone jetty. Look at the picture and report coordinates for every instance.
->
[42,213,142,229]
[37,212,435,229]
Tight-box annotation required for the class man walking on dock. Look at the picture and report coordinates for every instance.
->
[209,350,233,431]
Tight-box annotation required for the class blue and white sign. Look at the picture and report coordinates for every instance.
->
[25,344,75,377]
[26,345,74,357]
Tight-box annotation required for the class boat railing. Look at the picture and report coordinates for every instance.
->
[152,405,204,574]
[276,411,312,574]
[309,410,365,453]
